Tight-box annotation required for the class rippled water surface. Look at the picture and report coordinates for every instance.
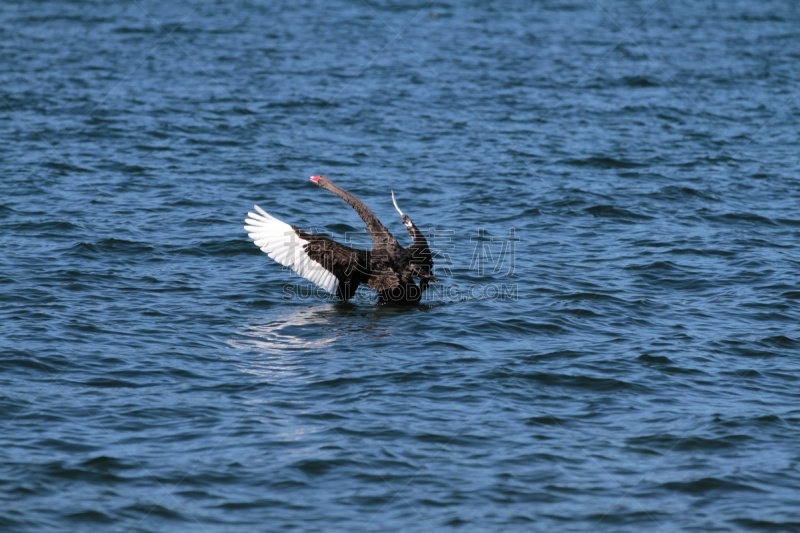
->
[3,1,800,531]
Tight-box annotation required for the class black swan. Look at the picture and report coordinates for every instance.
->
[244,175,438,303]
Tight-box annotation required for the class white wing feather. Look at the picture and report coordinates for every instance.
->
[244,205,339,294]
[391,190,405,217]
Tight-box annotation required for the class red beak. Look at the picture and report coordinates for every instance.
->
[309,175,320,183]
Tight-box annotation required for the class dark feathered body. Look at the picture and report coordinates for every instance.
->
[245,175,438,304]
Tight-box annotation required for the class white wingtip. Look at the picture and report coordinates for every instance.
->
[243,204,339,295]
[391,190,405,217]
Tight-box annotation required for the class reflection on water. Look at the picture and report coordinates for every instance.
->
[229,305,360,380]
[230,306,342,353]
[228,302,422,379]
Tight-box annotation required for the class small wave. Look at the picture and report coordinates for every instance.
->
[617,75,662,88]
[525,415,566,426]
[215,498,290,510]
[48,220,83,231]
[732,518,800,530]
[179,238,252,257]
[668,247,736,258]
[775,217,800,227]
[80,455,135,472]
[415,432,489,447]
[133,143,173,152]
[560,291,625,302]
[475,318,562,336]
[3,351,58,373]
[75,377,144,389]
[63,510,115,525]
[628,433,750,452]
[112,26,157,34]
[585,510,671,527]
[111,163,150,174]
[120,502,185,520]
[624,260,682,272]
[424,339,476,351]
[759,335,797,347]
[712,413,786,429]
[637,353,672,365]
[40,161,93,173]
[494,207,542,223]
[585,205,654,221]
[264,98,338,110]
[705,212,778,226]
[488,370,647,393]
[64,238,154,256]
[291,458,366,476]
[660,476,764,495]
[561,307,601,318]
[561,156,645,169]
[656,185,720,202]
[42,460,122,483]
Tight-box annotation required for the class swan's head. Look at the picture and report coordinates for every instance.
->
[309,175,330,187]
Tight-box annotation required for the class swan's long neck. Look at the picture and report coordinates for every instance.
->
[321,180,398,251]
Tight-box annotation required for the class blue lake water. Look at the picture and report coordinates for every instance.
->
[2,1,800,531]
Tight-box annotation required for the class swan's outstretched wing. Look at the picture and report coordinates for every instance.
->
[244,205,370,300]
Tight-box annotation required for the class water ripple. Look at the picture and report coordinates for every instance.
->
[2,0,800,531]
